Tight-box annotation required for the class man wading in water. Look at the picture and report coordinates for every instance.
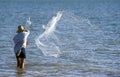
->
[13,25,30,69]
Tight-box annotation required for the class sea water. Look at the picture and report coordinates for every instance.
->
[0,0,120,77]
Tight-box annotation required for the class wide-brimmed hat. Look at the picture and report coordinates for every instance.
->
[17,25,26,33]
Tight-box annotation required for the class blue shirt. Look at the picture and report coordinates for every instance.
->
[13,31,30,54]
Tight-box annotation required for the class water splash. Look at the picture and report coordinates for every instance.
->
[35,11,106,58]
[35,11,62,58]
[26,17,32,25]
[54,12,105,52]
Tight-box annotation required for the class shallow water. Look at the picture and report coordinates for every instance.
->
[0,0,120,77]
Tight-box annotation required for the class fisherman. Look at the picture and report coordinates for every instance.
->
[13,25,30,69]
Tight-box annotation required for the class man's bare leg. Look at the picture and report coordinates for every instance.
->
[20,58,26,69]
[17,58,21,67]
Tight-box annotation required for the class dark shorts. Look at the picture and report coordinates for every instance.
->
[16,48,26,58]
